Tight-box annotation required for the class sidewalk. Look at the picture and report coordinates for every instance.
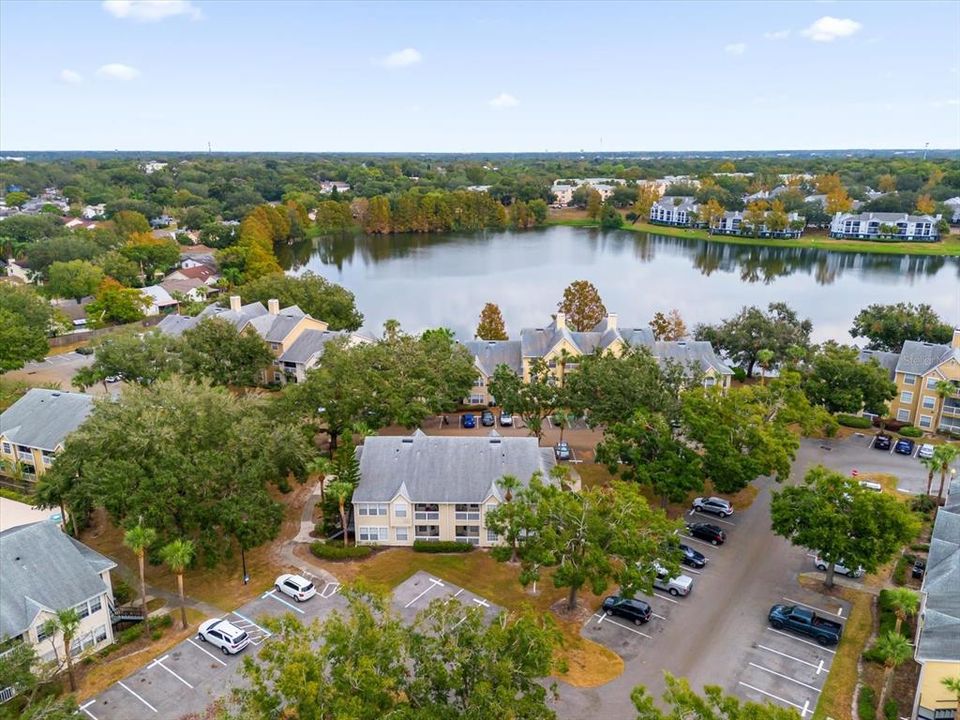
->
[280,479,338,586]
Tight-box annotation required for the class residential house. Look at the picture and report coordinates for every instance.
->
[712,210,805,238]
[944,197,960,224]
[82,204,106,220]
[165,264,220,286]
[140,285,179,316]
[140,161,167,174]
[912,476,960,720]
[649,196,699,226]
[352,430,561,547]
[0,522,117,669]
[830,212,941,241]
[160,277,213,303]
[460,340,522,405]
[0,389,93,487]
[150,215,175,229]
[178,251,219,270]
[518,313,732,390]
[551,184,575,208]
[860,330,960,433]
[465,185,492,193]
[319,181,351,194]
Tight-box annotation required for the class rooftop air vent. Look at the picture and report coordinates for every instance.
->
[489,438,502,444]
[402,438,414,444]
[51,392,61,397]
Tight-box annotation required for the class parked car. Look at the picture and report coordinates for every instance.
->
[692,496,733,517]
[499,411,513,427]
[651,562,693,596]
[461,413,476,429]
[873,433,892,451]
[686,522,726,545]
[274,573,317,602]
[554,441,571,461]
[768,604,843,646]
[918,443,935,459]
[601,596,652,626]
[480,410,495,427]
[75,346,94,355]
[894,438,915,455]
[105,375,121,383]
[197,618,250,655]
[858,480,882,493]
[679,543,707,569]
[814,556,864,578]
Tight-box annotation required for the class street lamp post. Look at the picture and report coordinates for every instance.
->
[241,545,249,585]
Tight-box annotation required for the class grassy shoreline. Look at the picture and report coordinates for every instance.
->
[549,217,960,257]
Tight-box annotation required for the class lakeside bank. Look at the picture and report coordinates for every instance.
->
[550,217,960,257]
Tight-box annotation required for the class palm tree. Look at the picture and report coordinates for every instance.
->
[920,454,938,496]
[932,444,959,504]
[123,523,157,631]
[553,410,575,444]
[160,539,195,630]
[326,480,354,547]
[934,380,955,408]
[756,348,775,385]
[885,588,919,635]
[940,676,960,718]
[46,608,81,691]
[306,455,334,503]
[874,631,913,720]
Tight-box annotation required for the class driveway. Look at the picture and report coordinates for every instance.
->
[6,351,111,395]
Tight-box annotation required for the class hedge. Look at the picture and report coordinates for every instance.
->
[310,542,373,560]
[899,426,923,438]
[857,686,876,720]
[413,540,474,554]
[0,487,32,504]
[837,414,872,429]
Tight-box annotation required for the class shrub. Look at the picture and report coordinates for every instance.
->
[910,495,937,515]
[910,543,930,552]
[155,613,173,629]
[837,414,873,429]
[117,625,144,646]
[276,475,292,494]
[875,418,908,432]
[310,542,372,560]
[899,426,922,438]
[892,554,914,586]
[413,540,473,554]
[858,686,877,720]
[0,487,32,504]
[151,629,163,641]
[883,700,898,720]
[732,367,748,382]
[112,579,134,606]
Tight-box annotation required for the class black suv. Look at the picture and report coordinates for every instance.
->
[601,596,652,626]
[480,410,495,427]
[873,434,892,451]
[680,543,707,568]
[686,523,726,545]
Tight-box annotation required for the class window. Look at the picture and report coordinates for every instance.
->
[74,602,90,620]
[358,504,387,517]
[394,502,407,518]
[395,527,408,542]
[455,503,480,521]
[414,503,439,521]
[94,625,108,643]
[922,396,936,410]
[927,377,939,389]
[486,529,499,543]
[1,442,10,455]
[897,409,911,422]
[918,415,932,429]
[900,391,913,404]
[415,524,440,540]
[455,525,480,545]
[358,527,387,542]
[475,377,485,387]
[486,503,497,515]
[89,596,102,614]
[704,377,716,387]
[903,374,916,386]
[36,624,50,643]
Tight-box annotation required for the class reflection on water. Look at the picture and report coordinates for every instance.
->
[284,226,959,341]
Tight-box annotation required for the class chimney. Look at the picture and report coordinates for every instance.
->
[268,299,280,315]
[953,328,960,350]
[606,313,618,330]
[555,312,566,330]
[229,295,241,312]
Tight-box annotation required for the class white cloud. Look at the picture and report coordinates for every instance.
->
[489,93,519,109]
[724,43,747,56]
[97,63,141,80]
[102,0,201,22]
[381,48,422,68]
[801,16,862,42]
[59,69,83,84]
[763,30,790,40]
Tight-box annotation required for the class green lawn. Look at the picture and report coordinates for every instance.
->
[551,218,960,257]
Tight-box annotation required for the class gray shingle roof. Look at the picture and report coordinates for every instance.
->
[353,431,556,503]
[1,522,115,639]
[0,389,93,451]
[835,211,938,224]
[656,196,698,211]
[279,329,352,365]
[858,349,900,380]
[649,340,732,375]
[895,341,956,376]
[916,478,960,662]
[461,340,522,377]
[156,314,199,337]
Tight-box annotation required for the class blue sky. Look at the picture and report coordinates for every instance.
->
[1,0,958,152]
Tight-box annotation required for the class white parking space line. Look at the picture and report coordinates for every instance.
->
[405,577,445,608]
[595,612,652,639]
[79,700,99,719]
[119,680,158,713]
[319,582,340,598]
[679,534,718,549]
[748,662,821,692]
[472,597,490,607]
[232,611,273,637]
[757,644,826,671]
[739,682,808,715]
[651,592,680,604]
[453,588,464,598]
[651,611,668,620]
[187,637,227,666]
[262,590,306,614]
[684,567,703,575]
[782,596,844,618]
[149,655,194,689]
[766,627,837,654]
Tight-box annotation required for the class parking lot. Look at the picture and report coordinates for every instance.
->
[82,573,345,720]
[392,571,501,625]
[801,434,935,494]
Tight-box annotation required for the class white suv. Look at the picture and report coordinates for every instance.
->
[651,562,693,596]
[275,573,317,602]
[814,556,865,578]
[692,496,733,517]
[197,618,250,655]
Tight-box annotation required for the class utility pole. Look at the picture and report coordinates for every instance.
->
[922,142,929,160]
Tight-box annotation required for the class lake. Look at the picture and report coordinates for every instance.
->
[282,225,960,343]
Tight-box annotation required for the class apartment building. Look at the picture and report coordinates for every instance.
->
[830,211,941,241]
[649,196,699,226]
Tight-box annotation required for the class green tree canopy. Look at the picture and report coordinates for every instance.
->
[557,280,607,331]
[0,284,65,373]
[180,317,275,387]
[802,342,897,414]
[850,302,953,352]
[239,271,363,331]
[489,358,563,441]
[45,259,104,302]
[85,278,148,326]
[771,466,919,587]
[632,673,800,720]
[73,329,180,390]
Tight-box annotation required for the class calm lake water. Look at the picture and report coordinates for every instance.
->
[283,225,960,343]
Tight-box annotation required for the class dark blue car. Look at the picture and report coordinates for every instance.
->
[894,438,915,455]
[461,413,476,429]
